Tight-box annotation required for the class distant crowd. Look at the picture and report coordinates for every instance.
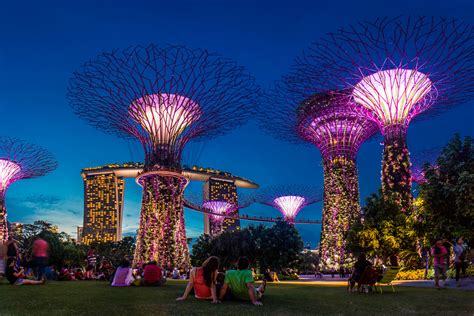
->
[0,235,470,304]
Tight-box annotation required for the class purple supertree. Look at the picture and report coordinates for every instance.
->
[68,44,258,268]
[289,17,474,211]
[261,88,377,268]
[411,147,441,185]
[202,200,234,236]
[258,185,322,224]
[0,137,57,241]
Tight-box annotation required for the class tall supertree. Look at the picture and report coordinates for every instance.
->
[290,17,474,211]
[68,45,258,268]
[258,185,322,224]
[0,137,57,241]
[261,88,377,268]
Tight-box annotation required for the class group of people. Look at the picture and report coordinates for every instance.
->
[0,236,49,286]
[176,257,266,306]
[110,259,167,287]
[431,237,469,289]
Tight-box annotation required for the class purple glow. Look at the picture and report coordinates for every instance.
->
[203,200,233,222]
[0,159,21,193]
[273,195,306,222]
[129,93,202,144]
[297,95,378,160]
[353,68,434,129]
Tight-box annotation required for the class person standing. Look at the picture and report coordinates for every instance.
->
[32,237,49,281]
[0,240,6,276]
[431,239,448,289]
[6,237,18,260]
[453,237,468,287]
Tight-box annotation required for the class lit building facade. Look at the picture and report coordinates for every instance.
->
[203,178,240,236]
[81,172,125,244]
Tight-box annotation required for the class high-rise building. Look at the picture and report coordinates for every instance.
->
[81,171,125,244]
[203,178,239,235]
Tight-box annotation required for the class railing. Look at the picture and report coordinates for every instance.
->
[184,199,321,225]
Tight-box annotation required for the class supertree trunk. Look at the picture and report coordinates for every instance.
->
[320,158,360,269]
[0,192,7,242]
[381,128,413,212]
[209,219,223,237]
[133,173,190,269]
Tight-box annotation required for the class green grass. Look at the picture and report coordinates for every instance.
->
[0,280,472,315]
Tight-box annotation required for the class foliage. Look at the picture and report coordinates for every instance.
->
[416,134,474,245]
[346,190,417,263]
[298,250,320,273]
[191,220,303,272]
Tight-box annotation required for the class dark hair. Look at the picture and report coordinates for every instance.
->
[357,253,366,262]
[147,261,157,266]
[202,256,219,287]
[120,259,130,268]
[237,257,250,270]
[389,255,398,266]
[7,257,15,266]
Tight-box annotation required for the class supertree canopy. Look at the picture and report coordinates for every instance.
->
[0,137,57,241]
[260,86,377,268]
[202,200,234,236]
[289,16,474,211]
[68,44,258,268]
[258,185,322,224]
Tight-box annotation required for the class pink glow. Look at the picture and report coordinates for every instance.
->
[203,201,233,222]
[129,93,202,143]
[273,195,306,222]
[0,159,21,193]
[353,68,433,126]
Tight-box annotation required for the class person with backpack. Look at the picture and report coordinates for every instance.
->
[453,237,468,287]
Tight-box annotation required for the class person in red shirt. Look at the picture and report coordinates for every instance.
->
[143,261,165,286]
[431,239,448,289]
[32,237,49,281]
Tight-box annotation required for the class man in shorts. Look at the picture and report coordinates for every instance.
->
[431,239,448,289]
[219,257,266,306]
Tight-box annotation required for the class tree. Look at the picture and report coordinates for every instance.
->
[416,134,474,244]
[346,191,416,263]
[191,221,304,272]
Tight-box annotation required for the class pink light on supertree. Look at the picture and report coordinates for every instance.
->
[411,147,441,186]
[0,137,57,241]
[68,44,258,268]
[203,200,233,236]
[258,185,322,224]
[288,16,474,211]
[260,88,377,269]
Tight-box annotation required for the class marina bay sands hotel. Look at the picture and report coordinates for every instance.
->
[79,163,258,245]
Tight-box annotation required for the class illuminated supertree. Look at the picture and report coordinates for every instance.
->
[289,17,474,211]
[68,44,258,268]
[202,200,234,236]
[411,147,441,186]
[0,137,57,241]
[261,88,377,268]
[258,185,322,224]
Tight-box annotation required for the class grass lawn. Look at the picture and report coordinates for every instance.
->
[0,280,472,315]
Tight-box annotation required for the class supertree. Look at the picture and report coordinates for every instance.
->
[289,16,474,211]
[68,44,258,268]
[261,88,377,268]
[411,147,441,185]
[202,200,234,236]
[258,185,322,224]
[0,137,57,241]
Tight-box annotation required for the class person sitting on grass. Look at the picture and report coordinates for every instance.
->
[143,261,166,286]
[111,259,134,287]
[219,257,266,306]
[5,258,44,286]
[176,256,220,303]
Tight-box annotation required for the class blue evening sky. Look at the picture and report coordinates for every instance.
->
[1,0,472,248]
